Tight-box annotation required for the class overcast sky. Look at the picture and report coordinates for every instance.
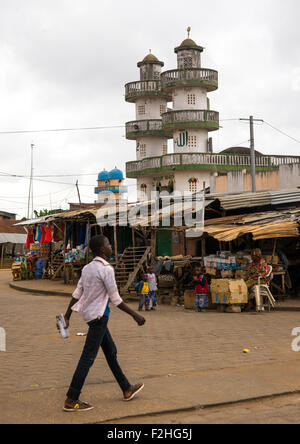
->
[0,0,299,218]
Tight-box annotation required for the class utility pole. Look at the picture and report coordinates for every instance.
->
[27,143,34,219]
[76,180,82,207]
[239,116,264,193]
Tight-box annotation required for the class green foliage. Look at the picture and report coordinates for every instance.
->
[33,209,58,218]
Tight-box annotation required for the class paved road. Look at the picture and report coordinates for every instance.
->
[1,270,300,423]
[105,393,300,424]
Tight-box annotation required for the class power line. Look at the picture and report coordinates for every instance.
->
[0,119,243,136]
[0,185,74,200]
[264,121,300,145]
[0,125,125,135]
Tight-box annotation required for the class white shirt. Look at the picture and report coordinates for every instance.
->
[147,273,158,291]
[71,257,123,323]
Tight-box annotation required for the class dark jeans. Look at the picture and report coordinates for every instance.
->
[66,316,131,401]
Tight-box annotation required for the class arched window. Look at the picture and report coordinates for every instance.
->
[188,178,198,193]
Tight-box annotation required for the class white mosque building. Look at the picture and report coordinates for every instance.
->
[125,30,300,199]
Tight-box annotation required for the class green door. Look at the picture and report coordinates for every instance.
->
[157,230,172,257]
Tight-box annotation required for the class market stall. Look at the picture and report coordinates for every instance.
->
[12,210,99,283]
[0,219,27,270]
[148,207,300,310]
[11,205,148,289]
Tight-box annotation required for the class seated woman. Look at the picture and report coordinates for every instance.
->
[246,249,272,311]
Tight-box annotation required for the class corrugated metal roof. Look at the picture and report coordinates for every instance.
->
[210,189,300,210]
[203,208,300,241]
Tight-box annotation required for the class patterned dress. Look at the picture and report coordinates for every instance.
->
[247,258,270,289]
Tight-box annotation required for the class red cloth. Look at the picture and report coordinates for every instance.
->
[26,229,34,249]
[40,226,46,244]
[44,224,53,243]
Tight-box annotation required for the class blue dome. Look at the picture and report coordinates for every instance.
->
[98,170,109,181]
[109,168,124,180]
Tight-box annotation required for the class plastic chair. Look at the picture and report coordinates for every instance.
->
[254,265,276,312]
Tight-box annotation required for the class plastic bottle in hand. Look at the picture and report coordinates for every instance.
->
[56,314,69,339]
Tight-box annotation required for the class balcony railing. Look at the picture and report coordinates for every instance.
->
[126,152,300,176]
[125,80,172,102]
[161,68,218,91]
[126,119,171,139]
[162,109,219,132]
[95,186,128,194]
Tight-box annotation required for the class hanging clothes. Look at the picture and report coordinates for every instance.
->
[44,224,53,243]
[66,223,73,247]
[40,225,46,244]
[26,228,34,249]
[37,226,42,243]
[53,223,65,242]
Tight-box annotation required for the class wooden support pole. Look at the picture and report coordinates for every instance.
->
[201,238,206,260]
[63,223,67,280]
[86,221,90,265]
[0,243,5,269]
[150,228,157,263]
[114,225,118,262]
[271,239,277,264]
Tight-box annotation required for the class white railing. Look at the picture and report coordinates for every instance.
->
[126,119,163,134]
[125,81,161,98]
[126,152,300,174]
[161,68,218,86]
[269,156,300,166]
[162,110,219,125]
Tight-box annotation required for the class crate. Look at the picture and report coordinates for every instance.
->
[184,290,195,309]
[211,279,248,305]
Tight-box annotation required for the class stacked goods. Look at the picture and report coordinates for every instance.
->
[235,251,252,270]
[235,269,248,280]
[30,244,40,256]
[204,252,237,271]
[157,274,175,305]
[204,251,252,275]
[40,243,51,259]
[158,274,175,287]
[211,279,248,305]
[65,247,86,264]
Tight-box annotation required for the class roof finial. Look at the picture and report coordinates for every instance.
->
[149,49,151,54]
[187,26,191,38]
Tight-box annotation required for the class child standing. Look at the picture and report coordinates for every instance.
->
[193,266,209,312]
[147,266,158,311]
[135,274,151,312]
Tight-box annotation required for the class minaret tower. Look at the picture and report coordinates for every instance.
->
[161,28,219,154]
[125,51,172,196]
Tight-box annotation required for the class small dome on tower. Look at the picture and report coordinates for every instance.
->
[98,169,109,181]
[180,38,198,47]
[175,28,204,53]
[143,53,159,63]
[109,168,124,180]
[137,52,164,67]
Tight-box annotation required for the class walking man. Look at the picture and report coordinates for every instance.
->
[60,235,146,412]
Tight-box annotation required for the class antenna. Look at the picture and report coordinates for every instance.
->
[27,143,34,219]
